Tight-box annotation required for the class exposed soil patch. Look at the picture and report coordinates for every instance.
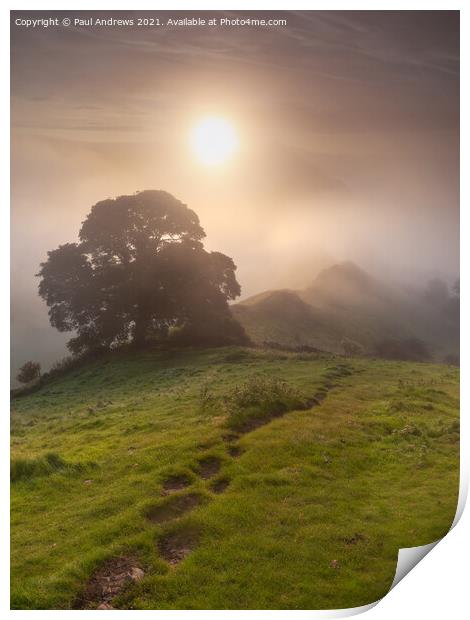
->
[232,411,293,435]
[196,456,222,479]
[222,432,239,443]
[146,493,205,524]
[158,526,201,565]
[227,444,244,458]
[162,473,192,494]
[305,397,320,407]
[74,556,144,609]
[211,477,230,494]
[314,390,328,402]
[220,366,353,439]
[196,440,218,451]
[342,532,366,545]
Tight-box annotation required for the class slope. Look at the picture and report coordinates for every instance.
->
[11,346,459,609]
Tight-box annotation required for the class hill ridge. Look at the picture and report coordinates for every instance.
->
[232,262,458,360]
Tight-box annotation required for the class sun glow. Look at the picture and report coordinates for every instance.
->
[190,116,239,166]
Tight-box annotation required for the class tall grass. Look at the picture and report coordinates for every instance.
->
[223,375,307,432]
[11,452,91,483]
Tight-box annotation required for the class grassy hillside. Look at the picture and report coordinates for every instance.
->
[232,262,459,359]
[11,347,459,610]
[232,290,345,352]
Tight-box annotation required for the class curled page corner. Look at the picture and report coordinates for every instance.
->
[389,476,467,592]
[333,539,445,618]
[333,602,377,618]
[320,477,467,618]
[390,540,440,590]
[291,601,378,619]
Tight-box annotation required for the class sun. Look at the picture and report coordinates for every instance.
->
[190,116,239,166]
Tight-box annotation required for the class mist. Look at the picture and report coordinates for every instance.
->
[11,10,459,374]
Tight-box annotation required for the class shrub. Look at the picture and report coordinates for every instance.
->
[16,361,41,384]
[374,338,431,362]
[41,354,89,383]
[48,356,80,377]
[341,338,364,357]
[223,375,307,432]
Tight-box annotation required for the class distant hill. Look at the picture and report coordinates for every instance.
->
[232,262,459,361]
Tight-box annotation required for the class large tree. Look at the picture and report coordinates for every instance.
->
[38,190,248,354]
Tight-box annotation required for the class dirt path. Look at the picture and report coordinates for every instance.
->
[75,362,353,609]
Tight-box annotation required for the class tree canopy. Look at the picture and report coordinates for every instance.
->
[38,190,248,354]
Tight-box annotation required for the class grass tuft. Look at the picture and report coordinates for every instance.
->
[223,375,307,432]
[11,452,92,483]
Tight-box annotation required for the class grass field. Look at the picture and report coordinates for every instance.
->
[10,346,459,610]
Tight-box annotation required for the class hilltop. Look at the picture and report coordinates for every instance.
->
[232,262,459,360]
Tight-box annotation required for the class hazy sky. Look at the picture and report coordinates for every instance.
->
[11,10,459,370]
